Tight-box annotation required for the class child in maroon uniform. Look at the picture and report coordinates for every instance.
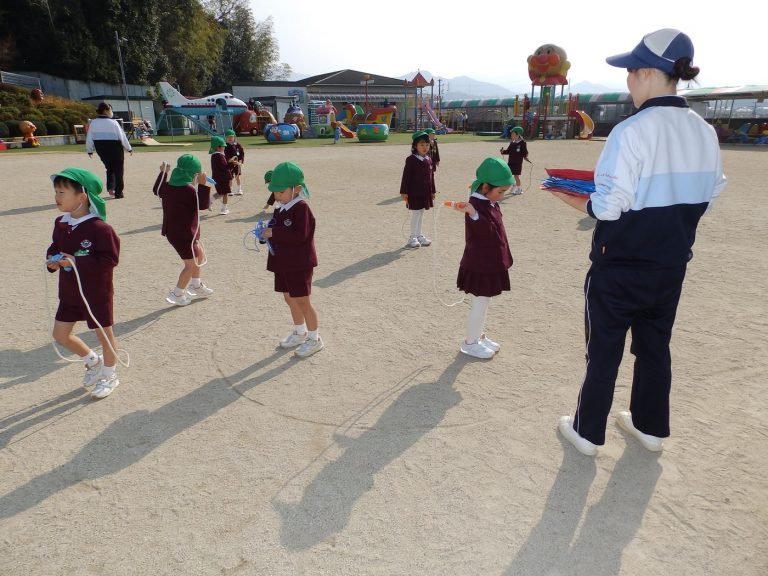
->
[425,127,440,172]
[46,168,121,399]
[209,136,231,215]
[500,126,528,195]
[260,162,323,358]
[399,131,436,248]
[449,157,514,359]
[224,129,245,195]
[153,154,214,306]
[262,169,275,211]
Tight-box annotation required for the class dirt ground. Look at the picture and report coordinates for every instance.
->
[0,139,766,575]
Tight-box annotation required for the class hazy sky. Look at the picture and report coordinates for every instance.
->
[251,0,766,92]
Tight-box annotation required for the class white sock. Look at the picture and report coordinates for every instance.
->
[81,350,99,366]
[415,209,425,236]
[308,329,319,340]
[190,277,202,288]
[295,323,307,335]
[101,365,116,377]
[410,210,424,238]
[466,296,491,344]
[173,287,185,297]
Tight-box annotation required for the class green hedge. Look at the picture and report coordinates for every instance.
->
[4,120,21,137]
[46,120,64,135]
[0,122,8,138]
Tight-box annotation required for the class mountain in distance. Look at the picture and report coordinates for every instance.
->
[288,70,621,98]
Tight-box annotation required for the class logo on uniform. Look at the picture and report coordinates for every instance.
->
[284,219,292,227]
[81,239,92,248]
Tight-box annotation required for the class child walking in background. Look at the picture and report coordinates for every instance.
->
[449,158,514,359]
[262,169,276,211]
[153,154,214,307]
[260,162,323,358]
[46,168,121,399]
[399,131,436,248]
[209,136,232,215]
[500,126,528,195]
[425,127,440,172]
[224,129,245,195]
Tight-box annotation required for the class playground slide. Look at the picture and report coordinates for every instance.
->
[338,123,356,138]
[422,102,453,133]
[570,110,595,139]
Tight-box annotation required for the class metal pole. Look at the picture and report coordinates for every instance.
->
[115,31,131,123]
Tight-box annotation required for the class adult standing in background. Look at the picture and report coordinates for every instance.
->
[85,102,132,199]
[550,29,726,456]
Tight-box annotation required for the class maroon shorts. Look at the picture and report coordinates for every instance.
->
[274,269,313,297]
[167,236,201,261]
[56,300,113,329]
[215,181,231,197]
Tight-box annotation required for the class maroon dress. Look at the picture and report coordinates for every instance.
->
[47,215,120,328]
[399,154,435,210]
[210,152,232,196]
[456,196,513,297]
[266,199,317,296]
[153,171,210,259]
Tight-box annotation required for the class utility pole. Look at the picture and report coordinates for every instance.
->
[114,31,131,122]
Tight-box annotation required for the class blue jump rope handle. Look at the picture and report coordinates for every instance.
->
[254,219,275,255]
[49,253,72,271]
[206,176,217,185]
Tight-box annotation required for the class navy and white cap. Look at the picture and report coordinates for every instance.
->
[606,29,694,75]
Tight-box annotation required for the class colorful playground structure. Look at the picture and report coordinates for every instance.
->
[233,102,277,136]
[311,99,395,142]
[263,122,299,143]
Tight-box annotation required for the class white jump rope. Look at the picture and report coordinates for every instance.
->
[400,200,468,308]
[44,247,130,368]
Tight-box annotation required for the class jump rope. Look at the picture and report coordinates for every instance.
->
[157,163,210,268]
[402,157,534,308]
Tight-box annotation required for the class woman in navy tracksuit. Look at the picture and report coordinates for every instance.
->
[549,29,727,456]
[85,102,132,198]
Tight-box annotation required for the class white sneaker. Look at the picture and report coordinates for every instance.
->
[279,331,308,349]
[82,355,104,388]
[91,372,119,399]
[295,336,324,358]
[479,334,500,353]
[511,187,523,196]
[558,415,598,456]
[416,235,432,246]
[233,187,243,195]
[616,411,664,452]
[187,283,214,299]
[166,289,191,306]
[407,236,421,248]
[459,340,495,359]
[220,205,230,215]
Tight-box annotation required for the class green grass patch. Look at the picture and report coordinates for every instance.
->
[0,131,506,155]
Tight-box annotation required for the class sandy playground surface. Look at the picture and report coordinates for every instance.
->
[0,139,766,575]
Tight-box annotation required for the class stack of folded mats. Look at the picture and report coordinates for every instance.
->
[540,168,595,197]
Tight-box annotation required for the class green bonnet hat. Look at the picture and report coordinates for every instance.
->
[263,170,273,184]
[50,168,106,221]
[512,126,524,135]
[424,127,436,134]
[471,157,513,193]
[224,129,236,137]
[267,161,310,198]
[168,154,202,187]
[412,130,428,142]
[209,135,226,154]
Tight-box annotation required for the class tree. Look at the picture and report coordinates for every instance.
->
[157,0,224,94]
